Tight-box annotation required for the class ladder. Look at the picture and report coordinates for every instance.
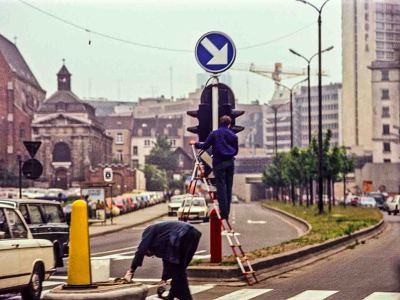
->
[187,145,258,286]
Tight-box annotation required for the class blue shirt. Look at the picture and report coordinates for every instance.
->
[131,221,199,268]
[195,127,238,166]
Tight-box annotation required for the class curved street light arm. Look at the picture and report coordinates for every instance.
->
[320,0,332,12]
[296,0,319,13]
[289,48,310,64]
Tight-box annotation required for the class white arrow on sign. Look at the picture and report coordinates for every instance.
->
[247,220,267,224]
[200,37,228,65]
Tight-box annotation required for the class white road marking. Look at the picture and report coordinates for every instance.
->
[193,254,211,260]
[43,281,65,287]
[145,284,215,300]
[363,292,400,300]
[247,220,267,224]
[214,288,273,300]
[195,250,207,254]
[287,290,338,300]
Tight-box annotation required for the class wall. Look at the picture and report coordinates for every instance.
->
[355,162,400,193]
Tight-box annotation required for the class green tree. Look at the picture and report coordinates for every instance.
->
[144,164,167,191]
[263,153,289,201]
[146,135,178,172]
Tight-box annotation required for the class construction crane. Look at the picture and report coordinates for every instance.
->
[232,62,328,92]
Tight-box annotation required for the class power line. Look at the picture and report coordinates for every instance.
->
[18,0,314,53]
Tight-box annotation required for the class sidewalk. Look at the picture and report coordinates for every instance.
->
[89,203,168,237]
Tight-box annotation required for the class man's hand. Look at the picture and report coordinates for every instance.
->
[189,140,197,145]
[123,269,134,282]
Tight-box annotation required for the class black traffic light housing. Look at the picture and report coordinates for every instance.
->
[187,82,245,141]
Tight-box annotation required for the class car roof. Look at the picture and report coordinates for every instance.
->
[0,198,62,205]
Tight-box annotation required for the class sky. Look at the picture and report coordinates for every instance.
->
[0,0,342,104]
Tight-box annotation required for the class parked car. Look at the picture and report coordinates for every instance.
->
[386,195,400,215]
[366,192,385,210]
[0,203,55,300]
[359,196,377,208]
[113,197,128,214]
[168,194,188,216]
[177,196,209,222]
[22,188,47,199]
[0,199,69,268]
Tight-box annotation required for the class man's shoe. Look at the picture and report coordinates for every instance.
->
[157,282,169,299]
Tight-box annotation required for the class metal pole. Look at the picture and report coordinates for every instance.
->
[307,63,314,206]
[290,90,293,148]
[317,13,324,214]
[212,76,219,131]
[18,156,22,199]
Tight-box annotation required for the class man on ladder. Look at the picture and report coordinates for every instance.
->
[190,115,238,220]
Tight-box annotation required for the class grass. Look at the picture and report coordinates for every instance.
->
[213,200,383,265]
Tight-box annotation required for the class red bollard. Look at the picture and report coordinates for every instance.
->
[210,208,222,263]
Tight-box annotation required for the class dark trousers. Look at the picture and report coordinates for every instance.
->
[162,228,201,300]
[213,159,234,219]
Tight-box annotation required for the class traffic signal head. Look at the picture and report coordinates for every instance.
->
[187,103,212,142]
[219,103,245,134]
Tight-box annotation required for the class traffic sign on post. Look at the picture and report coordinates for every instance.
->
[22,158,43,180]
[103,167,113,182]
[23,141,41,158]
[195,31,236,74]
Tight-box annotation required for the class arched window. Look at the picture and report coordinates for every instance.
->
[53,142,71,162]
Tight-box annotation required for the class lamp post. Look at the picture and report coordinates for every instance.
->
[289,46,334,206]
[277,78,308,148]
[266,103,288,156]
[296,0,331,214]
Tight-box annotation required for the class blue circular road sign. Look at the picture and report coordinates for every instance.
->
[195,31,236,74]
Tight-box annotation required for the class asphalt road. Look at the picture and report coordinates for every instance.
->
[88,201,302,280]
[193,212,400,300]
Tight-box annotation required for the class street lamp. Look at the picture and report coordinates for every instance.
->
[266,103,289,156]
[276,78,308,148]
[296,0,332,214]
[289,46,334,206]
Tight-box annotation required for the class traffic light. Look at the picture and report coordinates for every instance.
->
[187,103,212,142]
[219,103,245,134]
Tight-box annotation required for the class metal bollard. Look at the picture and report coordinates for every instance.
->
[210,208,222,263]
[64,200,96,289]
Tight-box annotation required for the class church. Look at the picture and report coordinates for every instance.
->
[32,63,112,189]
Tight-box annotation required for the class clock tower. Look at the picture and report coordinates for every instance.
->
[57,60,71,91]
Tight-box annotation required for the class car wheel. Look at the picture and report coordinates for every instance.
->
[54,244,64,268]
[388,210,392,215]
[21,264,44,300]
[395,205,399,216]
[203,216,210,223]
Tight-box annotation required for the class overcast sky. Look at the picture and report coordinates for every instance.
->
[0,0,342,104]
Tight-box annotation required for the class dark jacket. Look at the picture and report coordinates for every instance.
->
[131,221,200,269]
[195,127,238,166]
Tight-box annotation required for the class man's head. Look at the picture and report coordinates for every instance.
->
[219,115,232,128]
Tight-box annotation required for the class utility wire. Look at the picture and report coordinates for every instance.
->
[18,0,314,53]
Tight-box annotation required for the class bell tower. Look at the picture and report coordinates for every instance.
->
[57,59,71,91]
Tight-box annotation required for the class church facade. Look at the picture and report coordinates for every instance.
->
[32,64,112,189]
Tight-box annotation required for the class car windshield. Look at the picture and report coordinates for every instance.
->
[171,197,184,203]
[184,198,205,207]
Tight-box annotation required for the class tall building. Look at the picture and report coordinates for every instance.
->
[369,48,400,163]
[0,34,46,179]
[342,0,400,155]
[294,83,342,148]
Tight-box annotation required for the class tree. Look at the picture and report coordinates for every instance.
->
[263,153,289,201]
[339,146,355,206]
[144,164,167,191]
[146,135,178,172]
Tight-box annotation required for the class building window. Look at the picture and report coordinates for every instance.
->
[382,107,390,118]
[381,89,390,100]
[144,140,151,147]
[383,124,390,135]
[19,123,25,139]
[116,151,123,162]
[133,146,138,155]
[383,142,391,152]
[384,159,391,163]
[132,159,139,169]
[381,70,389,81]
[170,139,176,147]
[115,133,124,144]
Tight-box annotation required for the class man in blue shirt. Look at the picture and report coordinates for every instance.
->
[192,115,239,220]
[124,221,201,300]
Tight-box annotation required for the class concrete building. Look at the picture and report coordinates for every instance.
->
[32,64,112,189]
[369,48,400,163]
[0,34,46,180]
[99,115,134,166]
[294,83,342,148]
[342,0,400,155]
[131,117,183,169]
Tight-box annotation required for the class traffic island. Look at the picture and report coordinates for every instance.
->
[43,282,148,300]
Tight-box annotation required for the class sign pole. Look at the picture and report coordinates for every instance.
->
[18,156,22,199]
[212,76,219,130]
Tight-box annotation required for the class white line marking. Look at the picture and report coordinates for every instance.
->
[145,284,215,300]
[214,289,273,300]
[363,292,400,300]
[287,290,339,300]
[193,254,211,260]
[247,220,267,224]
[43,281,65,287]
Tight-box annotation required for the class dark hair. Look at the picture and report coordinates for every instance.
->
[219,115,232,127]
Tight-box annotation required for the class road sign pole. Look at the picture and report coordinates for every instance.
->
[212,76,219,130]
[18,155,22,199]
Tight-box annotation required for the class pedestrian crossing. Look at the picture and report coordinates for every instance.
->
[2,278,400,300]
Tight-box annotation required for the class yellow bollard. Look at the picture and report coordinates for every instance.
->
[65,200,96,288]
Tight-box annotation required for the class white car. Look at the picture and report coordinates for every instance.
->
[22,188,47,199]
[386,195,400,215]
[177,196,209,222]
[168,195,188,216]
[0,204,55,300]
[359,196,377,208]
